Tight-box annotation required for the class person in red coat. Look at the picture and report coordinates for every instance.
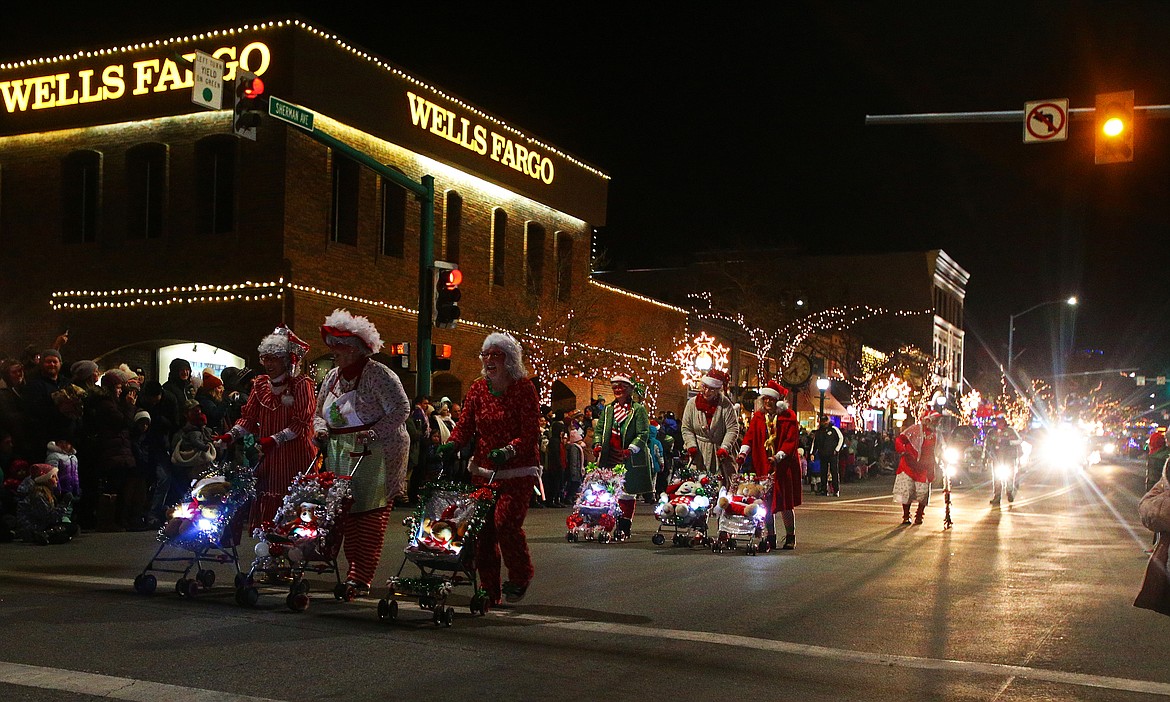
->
[893,411,939,525]
[737,380,801,550]
[221,326,316,529]
[443,332,541,608]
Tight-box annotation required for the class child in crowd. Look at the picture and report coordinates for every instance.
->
[124,411,154,530]
[563,429,585,505]
[45,436,80,499]
[171,400,218,486]
[17,464,79,545]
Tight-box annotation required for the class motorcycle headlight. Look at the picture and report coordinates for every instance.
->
[943,447,960,464]
[994,464,1011,481]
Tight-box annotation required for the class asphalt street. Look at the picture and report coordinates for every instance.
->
[1,456,1166,701]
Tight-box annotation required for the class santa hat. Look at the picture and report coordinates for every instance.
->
[320,309,383,355]
[258,325,311,362]
[921,410,942,422]
[610,375,633,386]
[700,368,730,389]
[32,463,58,485]
[759,380,788,400]
[201,369,223,391]
[190,475,228,498]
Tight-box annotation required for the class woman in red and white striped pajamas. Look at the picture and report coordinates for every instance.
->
[313,309,410,596]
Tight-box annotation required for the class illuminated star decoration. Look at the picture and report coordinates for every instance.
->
[674,332,730,388]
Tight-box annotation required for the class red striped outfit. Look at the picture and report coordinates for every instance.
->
[234,374,317,528]
[449,376,541,604]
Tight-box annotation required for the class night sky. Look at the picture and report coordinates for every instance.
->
[5,2,1169,395]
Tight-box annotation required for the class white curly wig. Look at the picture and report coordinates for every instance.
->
[320,309,383,355]
[481,332,526,380]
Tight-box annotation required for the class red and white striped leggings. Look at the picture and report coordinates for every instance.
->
[340,506,390,587]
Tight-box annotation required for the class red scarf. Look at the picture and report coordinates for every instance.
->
[694,394,718,422]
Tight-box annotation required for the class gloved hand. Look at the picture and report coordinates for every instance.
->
[735,452,746,465]
[438,442,456,458]
[212,433,233,445]
[616,449,631,461]
[592,445,602,458]
[716,448,730,460]
[776,451,787,461]
[488,448,510,466]
[258,436,277,450]
[686,446,698,458]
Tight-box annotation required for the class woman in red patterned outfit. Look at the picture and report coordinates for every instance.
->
[443,332,541,608]
[737,380,801,550]
[223,326,316,529]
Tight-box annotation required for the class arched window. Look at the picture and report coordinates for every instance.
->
[525,222,546,297]
[380,175,407,258]
[444,190,462,263]
[62,150,101,244]
[126,143,168,240]
[491,208,507,286]
[330,152,359,246]
[555,231,573,302]
[195,136,236,235]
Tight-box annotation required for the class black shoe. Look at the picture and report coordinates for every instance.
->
[502,581,528,603]
[762,534,776,552]
[615,517,632,541]
[782,533,795,550]
[344,579,370,598]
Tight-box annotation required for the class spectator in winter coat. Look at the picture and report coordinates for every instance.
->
[23,349,74,461]
[44,437,80,499]
[162,358,195,438]
[139,381,178,524]
[17,464,78,544]
[564,429,586,504]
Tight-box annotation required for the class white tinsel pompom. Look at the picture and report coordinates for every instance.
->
[255,541,270,557]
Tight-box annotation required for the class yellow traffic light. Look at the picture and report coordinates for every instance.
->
[1095,90,1134,164]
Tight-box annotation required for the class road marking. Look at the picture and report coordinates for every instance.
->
[501,613,1170,696]
[0,661,286,702]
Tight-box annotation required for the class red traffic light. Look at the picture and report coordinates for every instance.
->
[433,343,452,359]
[442,269,462,289]
[243,76,265,100]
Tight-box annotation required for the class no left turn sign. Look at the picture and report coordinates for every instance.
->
[1024,98,1068,143]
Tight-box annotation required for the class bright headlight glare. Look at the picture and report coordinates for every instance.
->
[943,447,960,463]
[995,465,1011,481]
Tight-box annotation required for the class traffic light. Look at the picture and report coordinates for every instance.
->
[432,343,452,371]
[387,342,411,370]
[233,70,266,141]
[433,264,462,329]
[1095,90,1133,164]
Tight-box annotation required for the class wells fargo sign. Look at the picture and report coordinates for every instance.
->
[406,91,555,185]
[0,42,270,114]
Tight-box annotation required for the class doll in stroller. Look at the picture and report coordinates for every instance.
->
[377,479,497,627]
[711,472,773,555]
[651,463,715,547]
[133,456,256,597]
[565,463,625,543]
[236,453,353,611]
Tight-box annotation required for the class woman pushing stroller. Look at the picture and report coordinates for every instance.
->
[440,332,541,607]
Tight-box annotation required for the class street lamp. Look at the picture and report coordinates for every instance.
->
[816,377,830,420]
[1006,296,1078,381]
[885,385,900,439]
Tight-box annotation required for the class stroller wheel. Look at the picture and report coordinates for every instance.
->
[746,543,757,556]
[294,579,310,595]
[378,598,398,622]
[333,583,348,600]
[286,592,310,612]
[234,572,250,589]
[432,608,443,626]
[565,531,574,543]
[652,533,666,546]
[469,594,486,615]
[183,579,200,598]
[728,539,738,551]
[133,573,157,595]
[598,532,610,544]
[196,569,215,589]
[236,586,259,608]
[443,606,455,627]
[175,578,191,597]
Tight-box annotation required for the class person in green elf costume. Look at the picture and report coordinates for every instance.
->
[592,375,650,540]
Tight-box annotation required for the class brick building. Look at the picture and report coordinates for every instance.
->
[0,19,688,412]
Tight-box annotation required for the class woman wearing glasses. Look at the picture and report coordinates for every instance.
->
[443,332,541,607]
[592,375,651,541]
[313,309,411,597]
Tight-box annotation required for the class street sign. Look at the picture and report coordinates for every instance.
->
[1023,98,1068,143]
[191,51,224,110]
[268,96,314,132]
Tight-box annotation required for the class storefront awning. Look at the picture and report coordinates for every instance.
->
[796,387,849,417]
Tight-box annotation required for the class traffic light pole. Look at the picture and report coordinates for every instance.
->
[299,127,436,397]
[866,105,1170,125]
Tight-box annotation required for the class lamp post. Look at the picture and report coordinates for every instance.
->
[885,385,900,439]
[817,377,830,421]
[1006,296,1078,381]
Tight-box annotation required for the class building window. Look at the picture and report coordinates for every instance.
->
[330,152,359,246]
[555,232,573,302]
[62,150,101,244]
[491,208,507,286]
[525,222,545,297]
[195,136,236,235]
[126,143,167,240]
[444,190,462,263]
[380,176,406,258]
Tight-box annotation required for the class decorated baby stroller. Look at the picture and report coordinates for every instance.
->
[132,453,256,597]
[651,462,715,547]
[377,478,497,627]
[565,463,625,543]
[236,451,353,611]
[711,472,773,555]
